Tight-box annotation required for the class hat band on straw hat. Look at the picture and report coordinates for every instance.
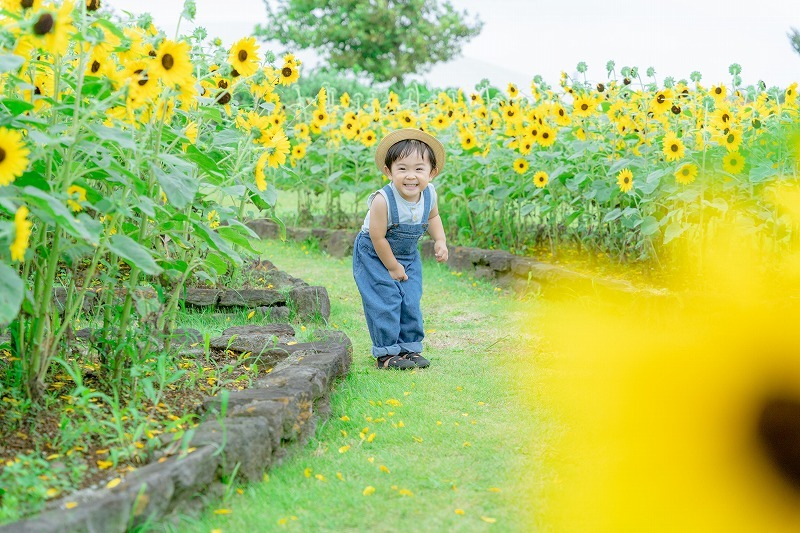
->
[374,128,446,172]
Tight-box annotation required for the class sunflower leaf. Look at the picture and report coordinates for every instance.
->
[0,54,24,74]
[0,262,23,326]
[108,234,163,276]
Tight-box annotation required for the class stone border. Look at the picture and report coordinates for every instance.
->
[246,219,668,297]
[1,327,352,533]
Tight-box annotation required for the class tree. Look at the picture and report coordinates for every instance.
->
[790,27,800,56]
[257,0,483,84]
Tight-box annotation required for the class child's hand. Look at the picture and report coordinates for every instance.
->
[389,264,408,281]
[434,241,449,263]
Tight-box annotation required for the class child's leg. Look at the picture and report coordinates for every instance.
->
[397,255,424,354]
[353,233,404,357]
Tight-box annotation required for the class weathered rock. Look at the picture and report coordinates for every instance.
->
[322,229,355,258]
[183,288,223,307]
[288,286,330,321]
[210,324,296,354]
[218,288,285,308]
[256,305,291,322]
[245,219,280,239]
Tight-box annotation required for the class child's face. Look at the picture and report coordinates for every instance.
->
[383,150,438,203]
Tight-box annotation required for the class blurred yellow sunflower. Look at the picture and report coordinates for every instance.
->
[360,129,377,147]
[723,151,745,174]
[537,197,800,532]
[150,39,193,87]
[710,83,727,103]
[537,125,556,147]
[278,61,300,86]
[0,127,30,186]
[459,130,477,151]
[533,170,548,188]
[265,130,290,168]
[616,168,633,193]
[255,151,268,191]
[29,1,74,56]
[513,158,529,174]
[10,205,31,262]
[721,128,743,152]
[66,185,86,212]
[675,162,698,185]
[228,37,260,78]
[123,60,160,107]
[3,0,43,13]
[662,131,686,162]
[571,93,595,118]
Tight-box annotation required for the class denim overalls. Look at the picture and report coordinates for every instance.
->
[353,184,431,358]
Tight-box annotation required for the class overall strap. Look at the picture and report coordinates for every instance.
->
[382,184,400,226]
[421,186,432,222]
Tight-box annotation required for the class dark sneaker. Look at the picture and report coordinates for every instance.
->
[376,354,415,370]
[403,352,430,368]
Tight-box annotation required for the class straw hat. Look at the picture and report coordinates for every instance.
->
[374,128,446,173]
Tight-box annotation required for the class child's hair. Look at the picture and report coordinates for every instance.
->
[384,139,438,170]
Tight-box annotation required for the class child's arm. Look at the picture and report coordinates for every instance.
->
[427,200,449,262]
[368,194,408,281]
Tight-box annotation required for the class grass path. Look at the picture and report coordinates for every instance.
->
[169,239,553,532]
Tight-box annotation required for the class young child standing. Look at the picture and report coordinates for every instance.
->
[353,128,449,369]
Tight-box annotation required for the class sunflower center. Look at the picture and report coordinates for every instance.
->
[722,113,730,122]
[216,91,231,105]
[753,119,762,129]
[33,13,54,35]
[657,94,666,104]
[21,0,33,7]
[282,66,293,77]
[231,69,240,78]
[597,83,605,92]
[91,60,100,73]
[217,79,228,89]
[238,49,248,62]
[0,147,6,163]
[682,168,690,176]
[727,133,735,143]
[87,0,100,10]
[671,143,679,152]
[758,397,800,490]
[624,177,630,184]
[542,132,549,139]
[715,87,722,94]
[133,69,149,86]
[671,105,681,115]
[580,103,589,111]
[161,53,174,71]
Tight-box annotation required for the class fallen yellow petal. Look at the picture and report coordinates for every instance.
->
[398,489,414,497]
[488,487,502,492]
[340,415,350,422]
[480,516,496,523]
[315,474,326,482]
[412,436,423,443]
[363,486,376,496]
[339,445,350,453]
[455,509,465,515]
[247,310,256,319]
[367,433,376,442]
[65,502,78,509]
[45,488,59,498]
[304,467,312,478]
[336,472,344,481]
[97,460,113,469]
[106,478,122,489]
[214,508,233,515]
[367,457,375,463]
[463,442,471,447]
[379,465,390,473]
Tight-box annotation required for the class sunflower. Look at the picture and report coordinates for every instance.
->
[552,104,572,126]
[0,127,30,186]
[537,125,557,147]
[459,130,477,151]
[721,128,743,152]
[675,162,698,185]
[537,201,800,532]
[662,131,686,162]
[339,92,350,107]
[507,83,519,99]
[710,83,727,103]
[86,0,100,11]
[228,37,260,78]
[66,184,86,212]
[278,61,300,86]
[518,135,534,155]
[29,0,74,56]
[572,93,596,118]
[10,205,31,262]
[255,151,268,191]
[312,107,329,128]
[265,130,291,168]
[723,151,745,174]
[150,39,193,87]
[533,170,548,188]
[360,129,377,147]
[650,88,673,115]
[291,142,307,161]
[122,59,161,107]
[616,168,633,193]
[294,122,310,140]
[3,0,42,13]
[513,158,529,174]
[785,82,798,104]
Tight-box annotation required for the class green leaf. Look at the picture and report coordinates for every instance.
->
[152,164,198,209]
[602,208,622,223]
[217,226,258,254]
[0,54,24,73]
[0,98,34,116]
[663,222,687,244]
[640,216,660,236]
[108,234,163,276]
[205,252,229,276]
[748,165,778,184]
[0,262,24,326]
[22,187,100,245]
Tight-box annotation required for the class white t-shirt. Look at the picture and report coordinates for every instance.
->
[360,182,438,233]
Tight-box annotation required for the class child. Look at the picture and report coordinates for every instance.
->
[353,128,449,369]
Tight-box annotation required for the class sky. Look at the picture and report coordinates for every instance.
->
[108,0,800,93]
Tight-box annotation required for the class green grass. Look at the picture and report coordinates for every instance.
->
[159,238,555,532]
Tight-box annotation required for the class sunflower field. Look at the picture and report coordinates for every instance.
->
[274,63,800,267]
[0,1,303,402]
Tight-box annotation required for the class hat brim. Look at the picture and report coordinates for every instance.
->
[374,128,446,173]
